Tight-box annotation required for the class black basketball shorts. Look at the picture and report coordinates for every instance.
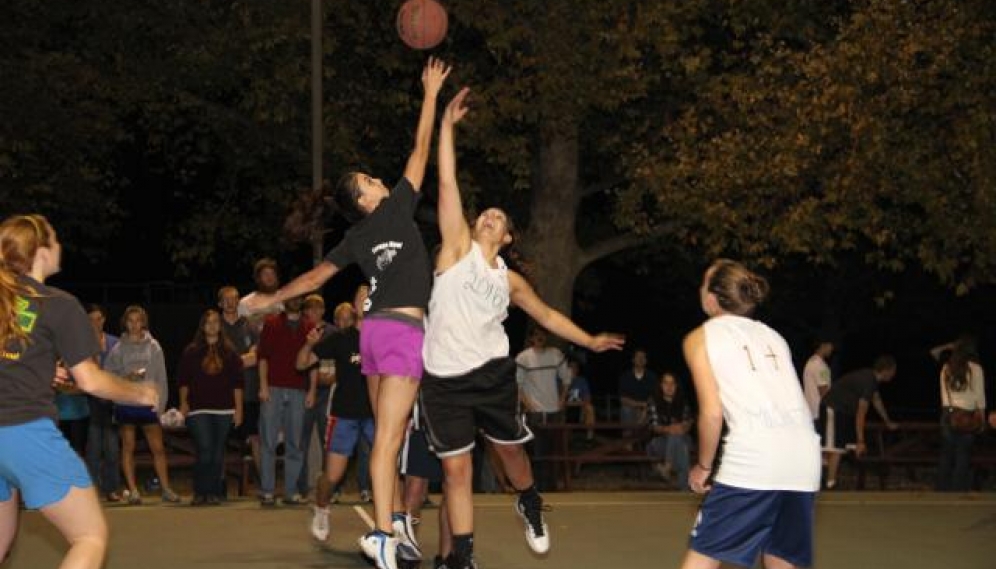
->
[418,357,533,457]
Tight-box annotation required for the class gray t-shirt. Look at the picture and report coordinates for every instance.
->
[1,276,99,426]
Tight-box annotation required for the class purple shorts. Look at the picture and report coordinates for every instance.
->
[360,313,424,379]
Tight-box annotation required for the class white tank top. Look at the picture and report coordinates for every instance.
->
[703,314,820,491]
[423,242,510,376]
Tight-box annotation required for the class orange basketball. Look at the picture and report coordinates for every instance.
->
[397,0,448,50]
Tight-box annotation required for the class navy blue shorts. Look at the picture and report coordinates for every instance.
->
[0,418,93,509]
[690,482,816,568]
[401,426,442,482]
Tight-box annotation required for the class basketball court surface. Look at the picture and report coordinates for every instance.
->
[9,491,995,568]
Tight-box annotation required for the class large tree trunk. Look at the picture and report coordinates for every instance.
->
[522,126,583,316]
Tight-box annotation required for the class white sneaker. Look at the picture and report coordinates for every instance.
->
[310,505,330,541]
[516,494,550,554]
[392,513,422,561]
[358,531,399,569]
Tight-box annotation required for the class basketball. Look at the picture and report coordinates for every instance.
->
[397,0,448,50]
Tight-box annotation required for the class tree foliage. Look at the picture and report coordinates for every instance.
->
[2,0,993,306]
[623,0,996,293]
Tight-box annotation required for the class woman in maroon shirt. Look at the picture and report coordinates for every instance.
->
[178,309,244,505]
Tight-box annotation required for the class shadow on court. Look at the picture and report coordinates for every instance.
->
[8,492,996,568]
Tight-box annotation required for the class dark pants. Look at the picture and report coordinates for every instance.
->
[297,387,331,494]
[526,411,563,491]
[85,408,120,495]
[937,421,974,491]
[187,414,233,497]
[59,417,89,455]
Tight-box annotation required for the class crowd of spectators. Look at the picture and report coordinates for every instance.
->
[57,259,993,504]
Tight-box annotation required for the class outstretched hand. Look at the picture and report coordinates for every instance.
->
[422,57,452,97]
[588,333,626,353]
[241,293,276,315]
[443,87,471,125]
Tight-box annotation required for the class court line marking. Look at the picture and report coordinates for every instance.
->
[469,499,996,508]
[354,505,376,529]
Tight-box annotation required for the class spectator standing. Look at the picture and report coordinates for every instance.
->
[218,286,260,488]
[646,372,693,489]
[802,341,833,426]
[105,305,179,504]
[84,303,121,501]
[618,349,658,425]
[563,358,595,442]
[298,293,333,498]
[54,376,89,454]
[516,329,569,491]
[257,295,316,505]
[305,300,375,543]
[818,356,899,490]
[178,309,244,505]
[937,337,986,491]
[238,258,284,330]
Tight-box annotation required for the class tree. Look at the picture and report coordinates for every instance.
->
[624,0,996,294]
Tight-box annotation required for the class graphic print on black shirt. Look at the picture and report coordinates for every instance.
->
[324,178,431,314]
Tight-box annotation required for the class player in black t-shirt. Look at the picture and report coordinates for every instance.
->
[300,301,374,543]
[0,214,157,569]
[243,59,451,569]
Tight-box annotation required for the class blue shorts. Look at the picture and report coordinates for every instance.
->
[326,416,375,456]
[0,418,93,509]
[690,483,815,568]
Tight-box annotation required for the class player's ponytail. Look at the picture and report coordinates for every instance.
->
[0,214,52,348]
[706,259,769,317]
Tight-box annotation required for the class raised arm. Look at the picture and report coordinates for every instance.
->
[508,271,624,353]
[243,261,338,313]
[436,87,473,267]
[403,57,451,191]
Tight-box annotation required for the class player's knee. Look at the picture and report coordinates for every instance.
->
[442,457,472,484]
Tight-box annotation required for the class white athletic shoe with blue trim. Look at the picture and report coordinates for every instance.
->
[358,531,399,569]
[392,513,422,561]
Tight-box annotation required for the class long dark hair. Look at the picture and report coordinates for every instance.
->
[944,336,977,392]
[190,309,235,374]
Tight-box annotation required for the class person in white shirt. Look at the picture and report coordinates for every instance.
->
[802,341,833,424]
[937,336,986,491]
[682,259,820,569]
[516,329,570,418]
[419,89,623,569]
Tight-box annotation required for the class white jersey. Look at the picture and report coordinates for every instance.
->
[802,354,831,419]
[423,242,510,376]
[703,314,820,491]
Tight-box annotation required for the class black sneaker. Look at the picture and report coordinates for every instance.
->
[515,492,550,554]
[443,553,478,569]
[433,555,448,569]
